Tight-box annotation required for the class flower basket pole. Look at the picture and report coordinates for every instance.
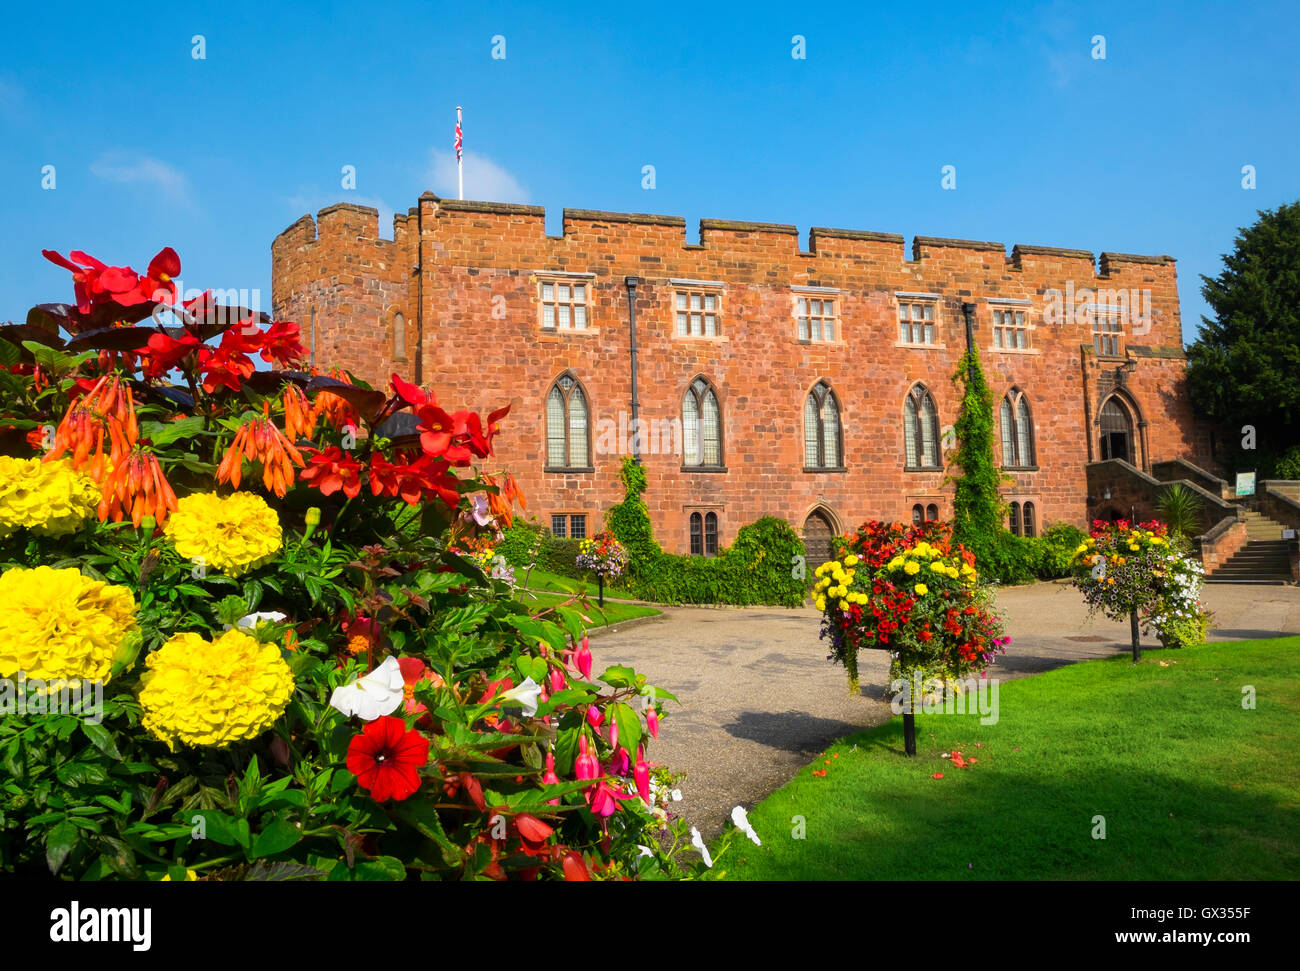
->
[1129,608,1141,662]
[902,695,917,756]
[597,573,605,608]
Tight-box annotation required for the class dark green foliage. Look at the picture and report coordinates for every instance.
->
[947,344,1019,580]
[605,459,662,568]
[496,518,584,579]
[1155,483,1203,538]
[603,459,805,606]
[1186,201,1300,474]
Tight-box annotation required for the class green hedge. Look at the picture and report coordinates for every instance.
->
[496,518,585,579]
[605,459,806,606]
[970,522,1088,584]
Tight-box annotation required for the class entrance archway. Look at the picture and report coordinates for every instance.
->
[1099,396,1135,463]
[802,509,835,573]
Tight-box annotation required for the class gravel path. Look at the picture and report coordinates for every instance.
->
[589,581,1300,838]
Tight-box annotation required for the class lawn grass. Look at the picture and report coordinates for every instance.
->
[514,568,635,600]
[512,586,660,628]
[719,638,1300,880]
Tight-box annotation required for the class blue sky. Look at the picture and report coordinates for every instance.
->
[1,0,1296,343]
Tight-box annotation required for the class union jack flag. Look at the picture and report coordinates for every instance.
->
[455,109,462,162]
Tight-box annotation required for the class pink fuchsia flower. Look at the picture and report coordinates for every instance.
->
[575,636,592,679]
[548,666,566,694]
[588,780,633,818]
[585,705,603,729]
[646,705,659,739]
[634,747,651,804]
[542,750,561,806]
[606,747,630,777]
[574,735,600,782]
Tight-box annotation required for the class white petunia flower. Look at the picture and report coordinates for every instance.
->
[731,805,762,846]
[329,656,405,721]
[690,826,713,868]
[498,677,542,717]
[230,611,287,631]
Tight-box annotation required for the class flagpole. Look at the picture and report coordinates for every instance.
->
[456,106,463,200]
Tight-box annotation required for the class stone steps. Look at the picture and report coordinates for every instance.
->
[1206,515,1292,582]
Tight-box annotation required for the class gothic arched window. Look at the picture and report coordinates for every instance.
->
[683,376,723,467]
[1000,387,1035,468]
[803,381,843,469]
[904,384,941,469]
[545,372,590,470]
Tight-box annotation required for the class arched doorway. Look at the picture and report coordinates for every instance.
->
[802,510,835,573]
[1099,397,1135,463]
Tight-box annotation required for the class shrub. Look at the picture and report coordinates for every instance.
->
[1156,483,1203,538]
[1275,445,1300,480]
[604,460,804,606]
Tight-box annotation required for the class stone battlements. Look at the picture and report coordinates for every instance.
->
[272,195,1176,282]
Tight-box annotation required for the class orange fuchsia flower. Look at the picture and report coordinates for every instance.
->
[217,406,305,497]
[282,383,317,442]
[46,375,139,482]
[98,446,178,527]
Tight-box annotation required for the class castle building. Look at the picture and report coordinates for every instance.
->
[272,193,1212,565]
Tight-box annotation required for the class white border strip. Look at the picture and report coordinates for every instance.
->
[532,269,597,279]
[986,297,1032,306]
[669,277,726,288]
[895,290,941,300]
[791,285,841,294]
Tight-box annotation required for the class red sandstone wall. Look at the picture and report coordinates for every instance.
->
[272,196,1208,555]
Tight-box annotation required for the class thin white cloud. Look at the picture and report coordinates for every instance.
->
[90,152,193,206]
[427,149,529,203]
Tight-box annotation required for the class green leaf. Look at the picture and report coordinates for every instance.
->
[598,665,637,689]
[0,339,20,368]
[188,809,240,847]
[139,415,206,446]
[249,819,302,859]
[80,721,121,760]
[246,860,325,881]
[610,701,642,758]
[45,818,79,875]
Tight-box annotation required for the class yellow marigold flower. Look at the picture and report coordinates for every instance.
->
[140,629,293,750]
[904,561,921,575]
[167,492,282,576]
[929,561,945,573]
[0,457,99,538]
[914,583,928,596]
[838,599,849,611]
[1128,544,1140,552]
[815,597,827,611]
[0,566,138,683]
[843,554,859,567]
[888,556,904,570]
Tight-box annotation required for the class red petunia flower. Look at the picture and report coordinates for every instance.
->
[346,715,429,802]
[300,445,364,498]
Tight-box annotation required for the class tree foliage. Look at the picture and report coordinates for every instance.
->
[1186,201,1300,473]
